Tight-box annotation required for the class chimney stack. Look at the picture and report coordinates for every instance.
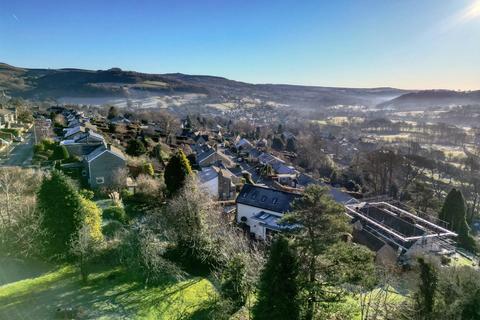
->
[107,143,111,150]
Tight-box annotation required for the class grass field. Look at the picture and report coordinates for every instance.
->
[0,257,217,320]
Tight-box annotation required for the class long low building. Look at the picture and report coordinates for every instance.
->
[346,202,457,265]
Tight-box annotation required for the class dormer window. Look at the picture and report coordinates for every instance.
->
[272,198,278,205]
[261,196,267,202]
[251,192,257,200]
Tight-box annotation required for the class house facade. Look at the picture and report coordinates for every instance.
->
[236,184,299,240]
[83,144,126,189]
[199,166,239,200]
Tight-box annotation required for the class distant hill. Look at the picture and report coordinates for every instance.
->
[378,90,480,110]
[0,62,410,108]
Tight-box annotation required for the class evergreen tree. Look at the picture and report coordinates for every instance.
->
[413,257,438,320]
[282,185,352,320]
[164,149,192,196]
[107,106,118,120]
[126,139,147,156]
[272,136,285,151]
[79,196,103,243]
[439,189,476,252]
[221,255,248,310]
[286,137,297,152]
[38,170,84,254]
[38,171,103,256]
[51,145,69,161]
[253,236,300,320]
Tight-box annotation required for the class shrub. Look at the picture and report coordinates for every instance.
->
[103,206,127,223]
[102,220,125,238]
[34,143,45,154]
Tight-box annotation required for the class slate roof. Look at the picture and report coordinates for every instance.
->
[235,138,253,150]
[248,148,262,158]
[273,163,297,175]
[74,131,105,143]
[64,126,85,138]
[258,152,284,165]
[197,147,216,164]
[198,167,218,183]
[236,184,299,213]
[85,144,125,162]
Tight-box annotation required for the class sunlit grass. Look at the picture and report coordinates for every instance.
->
[0,261,217,319]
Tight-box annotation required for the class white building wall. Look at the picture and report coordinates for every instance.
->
[200,177,219,199]
[236,203,282,239]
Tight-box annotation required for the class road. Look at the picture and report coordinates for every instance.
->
[1,133,34,167]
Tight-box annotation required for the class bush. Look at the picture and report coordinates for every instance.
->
[102,220,125,238]
[121,189,134,200]
[34,143,45,154]
[103,206,127,223]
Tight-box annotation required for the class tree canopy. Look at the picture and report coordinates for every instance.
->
[38,170,102,256]
[439,189,477,252]
[164,149,192,196]
[126,139,147,157]
[253,236,300,320]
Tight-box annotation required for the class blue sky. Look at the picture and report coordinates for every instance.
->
[1,0,479,89]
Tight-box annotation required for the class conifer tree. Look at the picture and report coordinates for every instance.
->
[164,149,192,196]
[413,257,438,320]
[440,189,476,252]
[221,255,248,310]
[38,170,103,255]
[282,185,352,320]
[253,236,300,320]
[38,170,84,254]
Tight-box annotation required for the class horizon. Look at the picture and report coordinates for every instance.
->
[1,0,480,90]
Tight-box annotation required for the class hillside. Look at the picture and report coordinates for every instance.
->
[378,90,480,110]
[0,258,216,319]
[0,62,407,108]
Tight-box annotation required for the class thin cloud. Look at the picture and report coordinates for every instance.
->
[12,14,19,21]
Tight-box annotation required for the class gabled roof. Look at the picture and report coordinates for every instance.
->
[74,131,105,143]
[236,184,299,213]
[198,166,218,183]
[64,126,85,138]
[248,148,262,158]
[273,163,297,175]
[235,138,253,150]
[197,147,216,164]
[85,144,125,163]
[258,152,284,166]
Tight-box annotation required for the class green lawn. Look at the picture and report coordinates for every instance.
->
[0,258,217,319]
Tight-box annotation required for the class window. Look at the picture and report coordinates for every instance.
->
[81,170,87,177]
[96,177,105,184]
[261,195,267,202]
[272,198,278,204]
[251,192,257,200]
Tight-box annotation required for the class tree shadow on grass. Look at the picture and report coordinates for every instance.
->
[0,256,53,286]
[1,262,216,319]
